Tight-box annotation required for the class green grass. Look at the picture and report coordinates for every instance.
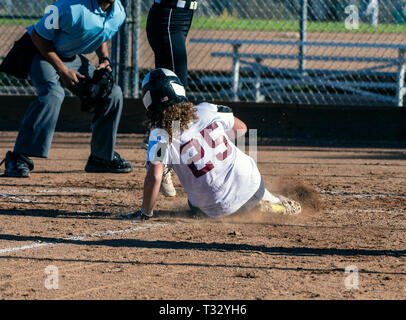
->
[0,18,38,26]
[2,15,406,34]
[191,16,406,33]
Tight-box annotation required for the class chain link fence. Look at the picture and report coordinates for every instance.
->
[2,0,406,106]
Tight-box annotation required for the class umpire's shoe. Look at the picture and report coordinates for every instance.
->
[0,151,34,178]
[85,152,133,173]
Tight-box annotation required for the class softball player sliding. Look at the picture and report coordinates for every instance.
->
[126,68,301,220]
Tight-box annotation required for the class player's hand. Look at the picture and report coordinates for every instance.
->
[59,68,85,88]
[97,61,112,72]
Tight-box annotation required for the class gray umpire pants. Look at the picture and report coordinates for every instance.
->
[13,53,123,161]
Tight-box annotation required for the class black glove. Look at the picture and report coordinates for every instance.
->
[76,68,114,114]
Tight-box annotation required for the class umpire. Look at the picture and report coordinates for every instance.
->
[0,0,133,178]
[146,0,197,87]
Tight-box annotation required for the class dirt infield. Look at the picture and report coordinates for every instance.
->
[0,132,405,299]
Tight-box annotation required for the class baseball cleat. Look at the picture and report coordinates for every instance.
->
[258,195,301,215]
[85,152,134,173]
[160,168,176,197]
[119,210,152,220]
[0,151,34,178]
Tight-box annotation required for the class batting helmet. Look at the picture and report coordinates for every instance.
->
[141,68,187,110]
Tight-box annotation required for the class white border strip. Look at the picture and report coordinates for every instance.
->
[0,223,166,255]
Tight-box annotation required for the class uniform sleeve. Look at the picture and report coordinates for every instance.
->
[33,4,73,41]
[147,128,171,166]
[216,105,235,131]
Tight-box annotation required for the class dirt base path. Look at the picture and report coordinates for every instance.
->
[0,132,405,299]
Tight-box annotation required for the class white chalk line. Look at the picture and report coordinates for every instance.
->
[0,223,166,255]
[326,209,406,214]
[0,187,126,204]
[1,187,120,197]
[33,188,114,194]
[320,190,406,199]
[0,193,34,203]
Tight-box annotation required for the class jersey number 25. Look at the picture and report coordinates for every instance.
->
[180,122,232,178]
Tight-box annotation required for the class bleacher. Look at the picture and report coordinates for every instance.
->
[190,38,406,106]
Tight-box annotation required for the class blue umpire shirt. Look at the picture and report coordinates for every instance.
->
[26,0,126,58]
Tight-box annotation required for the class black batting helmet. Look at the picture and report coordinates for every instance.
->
[141,68,187,110]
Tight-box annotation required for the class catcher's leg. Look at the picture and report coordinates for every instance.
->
[13,54,65,158]
[72,55,122,161]
[89,84,123,161]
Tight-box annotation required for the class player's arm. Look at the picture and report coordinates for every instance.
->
[226,116,247,141]
[30,29,84,88]
[141,162,164,217]
[216,105,247,140]
[123,162,163,220]
[96,42,112,71]
[123,129,169,220]
[232,116,247,137]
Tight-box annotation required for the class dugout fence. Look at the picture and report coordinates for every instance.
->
[1,0,406,106]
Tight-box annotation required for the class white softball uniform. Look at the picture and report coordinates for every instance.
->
[147,102,261,218]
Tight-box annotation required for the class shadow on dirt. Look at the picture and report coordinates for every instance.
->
[0,233,405,259]
[306,151,406,161]
[1,255,405,276]
[0,208,202,220]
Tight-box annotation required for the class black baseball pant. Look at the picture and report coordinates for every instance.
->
[146,3,194,86]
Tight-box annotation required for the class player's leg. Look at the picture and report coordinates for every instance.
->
[146,6,192,86]
[169,8,194,86]
[160,166,176,197]
[14,54,65,158]
[234,179,302,216]
[1,54,65,177]
[166,29,188,86]
[258,188,302,216]
[73,55,133,173]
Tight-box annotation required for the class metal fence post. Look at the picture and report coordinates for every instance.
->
[232,44,241,102]
[2,0,406,107]
[299,0,308,74]
[396,49,406,107]
[119,0,130,97]
[131,0,141,98]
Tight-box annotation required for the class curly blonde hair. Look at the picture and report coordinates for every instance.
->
[146,102,198,142]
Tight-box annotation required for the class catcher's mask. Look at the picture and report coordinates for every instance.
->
[141,68,187,110]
